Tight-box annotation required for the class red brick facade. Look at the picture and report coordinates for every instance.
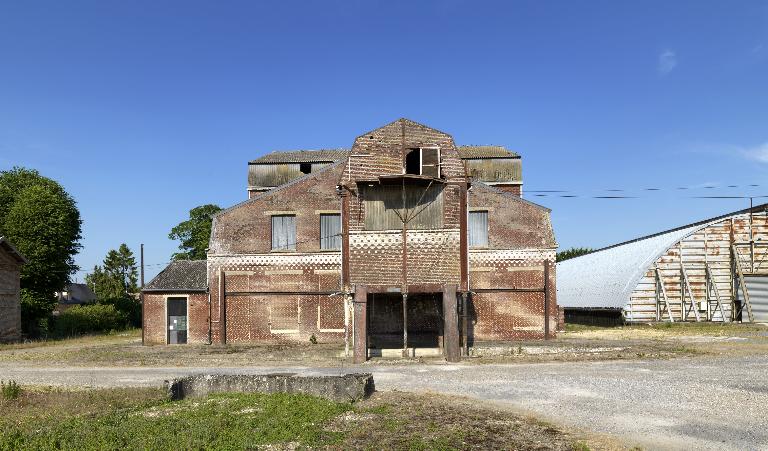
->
[143,119,558,357]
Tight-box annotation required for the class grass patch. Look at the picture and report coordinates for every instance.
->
[0,386,594,450]
[0,329,141,351]
[0,388,348,450]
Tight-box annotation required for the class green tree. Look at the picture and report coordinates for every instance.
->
[86,244,138,299]
[0,168,82,333]
[86,244,141,327]
[169,204,222,260]
[556,247,595,262]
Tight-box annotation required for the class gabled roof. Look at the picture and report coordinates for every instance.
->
[248,146,519,164]
[457,145,519,159]
[143,260,207,292]
[250,149,349,164]
[0,237,27,264]
[557,202,768,309]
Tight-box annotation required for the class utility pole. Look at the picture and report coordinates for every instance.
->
[140,243,145,288]
[140,243,145,345]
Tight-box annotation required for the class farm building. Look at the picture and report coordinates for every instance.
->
[144,118,558,362]
[558,203,768,325]
[0,237,26,342]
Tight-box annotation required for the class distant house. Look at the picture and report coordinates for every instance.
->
[55,283,97,313]
[0,237,27,342]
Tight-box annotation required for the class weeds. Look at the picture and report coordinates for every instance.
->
[0,380,21,400]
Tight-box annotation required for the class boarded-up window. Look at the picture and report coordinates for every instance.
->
[362,185,443,230]
[271,215,296,251]
[320,214,341,250]
[468,210,489,247]
[270,297,299,333]
[318,295,345,332]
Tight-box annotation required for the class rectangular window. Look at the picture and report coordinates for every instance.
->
[271,215,296,251]
[468,210,489,247]
[320,214,341,250]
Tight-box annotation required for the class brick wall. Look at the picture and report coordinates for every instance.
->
[207,254,344,344]
[0,249,21,342]
[142,292,209,345]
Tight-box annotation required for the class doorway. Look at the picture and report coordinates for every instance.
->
[167,297,188,344]
[367,292,443,349]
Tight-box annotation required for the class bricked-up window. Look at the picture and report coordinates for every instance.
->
[320,214,341,250]
[468,210,489,247]
[404,148,441,178]
[271,215,296,251]
[270,297,299,333]
[362,185,443,230]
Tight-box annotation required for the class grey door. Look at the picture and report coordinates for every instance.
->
[741,276,768,322]
[167,297,188,344]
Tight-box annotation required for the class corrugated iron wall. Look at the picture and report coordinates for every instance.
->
[627,211,768,322]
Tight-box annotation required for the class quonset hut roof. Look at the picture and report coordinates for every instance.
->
[557,203,768,309]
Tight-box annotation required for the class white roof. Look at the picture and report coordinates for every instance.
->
[555,202,768,309]
[557,224,704,309]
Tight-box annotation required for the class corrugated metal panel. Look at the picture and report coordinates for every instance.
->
[271,215,296,250]
[362,185,443,230]
[468,211,488,247]
[465,158,522,183]
[320,214,341,250]
[742,276,768,322]
[248,163,303,188]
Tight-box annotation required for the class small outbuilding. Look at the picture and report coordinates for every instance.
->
[142,260,208,344]
[558,203,768,324]
[0,237,27,342]
[55,283,97,314]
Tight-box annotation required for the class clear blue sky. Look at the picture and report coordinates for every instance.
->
[1,1,767,281]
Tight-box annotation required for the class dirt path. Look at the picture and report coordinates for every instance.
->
[2,354,767,450]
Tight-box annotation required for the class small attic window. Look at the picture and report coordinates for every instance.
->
[299,163,312,174]
[404,148,441,178]
[405,149,421,175]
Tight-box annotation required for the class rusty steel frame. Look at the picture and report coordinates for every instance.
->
[732,244,755,322]
[705,263,728,322]
[655,266,674,322]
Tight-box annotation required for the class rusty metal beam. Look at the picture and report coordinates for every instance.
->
[544,261,551,339]
[732,244,755,322]
[443,285,460,362]
[353,285,368,364]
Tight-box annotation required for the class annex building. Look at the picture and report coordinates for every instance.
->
[143,119,558,362]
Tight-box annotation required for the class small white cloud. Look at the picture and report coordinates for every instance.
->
[744,142,768,163]
[658,49,677,75]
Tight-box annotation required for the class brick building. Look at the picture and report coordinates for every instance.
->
[143,119,557,362]
[0,237,26,342]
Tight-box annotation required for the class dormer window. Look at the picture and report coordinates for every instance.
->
[404,148,440,178]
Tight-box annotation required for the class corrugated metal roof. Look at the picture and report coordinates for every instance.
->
[143,260,207,292]
[457,145,519,159]
[557,202,768,309]
[250,149,349,164]
[249,146,519,164]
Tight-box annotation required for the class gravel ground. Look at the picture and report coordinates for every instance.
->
[2,354,767,450]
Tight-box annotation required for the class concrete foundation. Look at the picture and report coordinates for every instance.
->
[165,372,374,403]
